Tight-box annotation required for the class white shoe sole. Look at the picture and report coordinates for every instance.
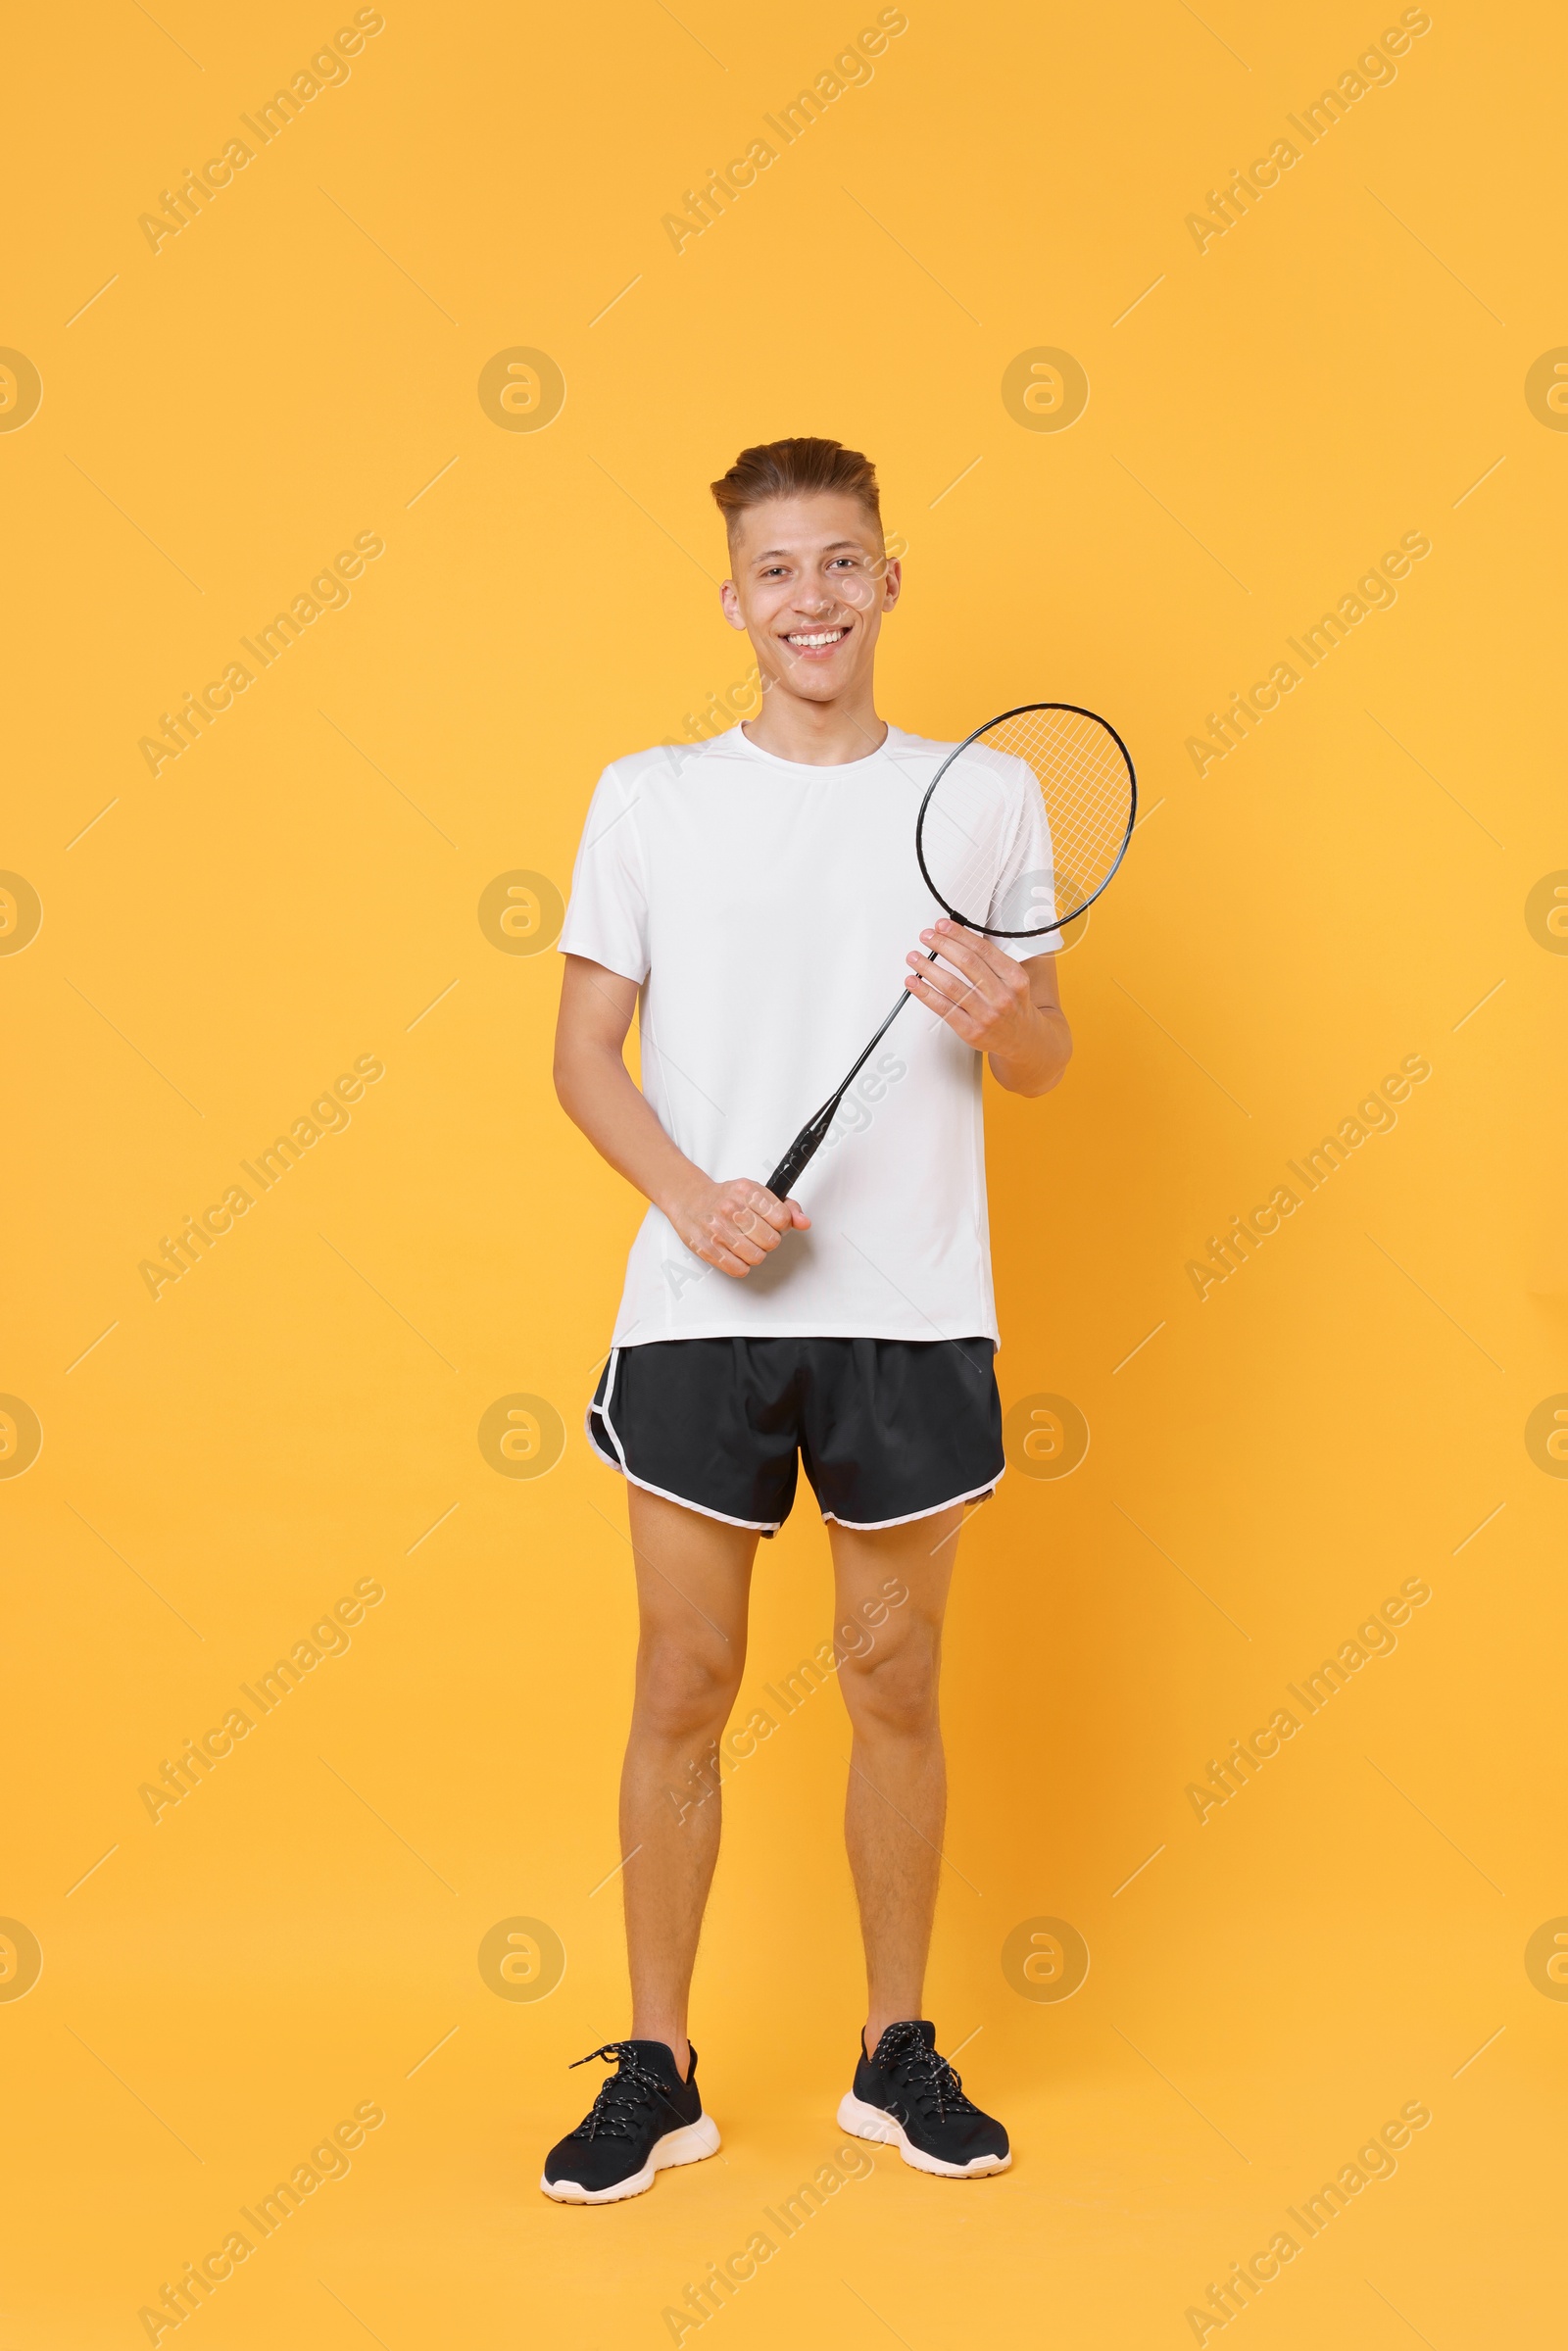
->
[541,2112,721,2204]
[837,2090,1011,2178]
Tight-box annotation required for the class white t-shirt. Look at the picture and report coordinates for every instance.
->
[559,722,1054,1348]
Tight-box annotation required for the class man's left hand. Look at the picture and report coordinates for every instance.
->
[904,919,1038,1057]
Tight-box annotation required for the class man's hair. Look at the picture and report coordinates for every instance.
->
[710,437,882,536]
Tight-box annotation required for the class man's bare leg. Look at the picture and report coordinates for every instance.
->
[828,1503,963,2050]
[620,1485,759,2077]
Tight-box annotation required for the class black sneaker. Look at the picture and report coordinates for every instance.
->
[540,2038,719,2204]
[839,2020,1010,2178]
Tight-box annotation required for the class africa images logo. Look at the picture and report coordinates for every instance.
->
[136,12,387,255]
[661,12,909,254]
[1183,11,1434,258]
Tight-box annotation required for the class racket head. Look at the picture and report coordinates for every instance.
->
[914,702,1137,939]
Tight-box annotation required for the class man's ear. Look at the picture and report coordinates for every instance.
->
[718,579,748,631]
[879,557,903,612]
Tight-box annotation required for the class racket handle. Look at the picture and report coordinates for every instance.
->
[766,1104,836,1200]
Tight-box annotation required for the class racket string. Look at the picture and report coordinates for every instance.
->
[920,707,1133,933]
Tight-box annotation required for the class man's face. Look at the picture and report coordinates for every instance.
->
[719,492,900,708]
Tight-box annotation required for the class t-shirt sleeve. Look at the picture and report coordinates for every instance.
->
[558,760,651,984]
[987,760,1059,959]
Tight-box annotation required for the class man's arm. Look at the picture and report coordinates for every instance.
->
[903,918,1072,1098]
[554,954,810,1279]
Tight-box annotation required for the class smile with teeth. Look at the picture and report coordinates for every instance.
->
[784,626,848,650]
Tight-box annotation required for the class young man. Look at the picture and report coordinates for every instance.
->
[543,438,1071,2203]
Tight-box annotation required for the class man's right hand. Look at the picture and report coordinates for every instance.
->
[665,1177,810,1279]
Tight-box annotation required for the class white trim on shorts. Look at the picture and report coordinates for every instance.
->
[586,1349,783,1534]
[819,1465,1005,1532]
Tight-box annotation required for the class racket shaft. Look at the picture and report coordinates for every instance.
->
[764,979,915,1197]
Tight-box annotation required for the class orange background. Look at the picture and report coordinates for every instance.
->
[3,0,1564,2341]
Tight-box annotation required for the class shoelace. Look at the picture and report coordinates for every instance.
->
[565,2042,684,2142]
[875,2023,980,2122]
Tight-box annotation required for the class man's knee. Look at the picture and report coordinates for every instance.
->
[838,1635,940,1738]
[634,1636,741,1743]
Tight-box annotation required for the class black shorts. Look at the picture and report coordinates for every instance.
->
[586,1336,1004,1534]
